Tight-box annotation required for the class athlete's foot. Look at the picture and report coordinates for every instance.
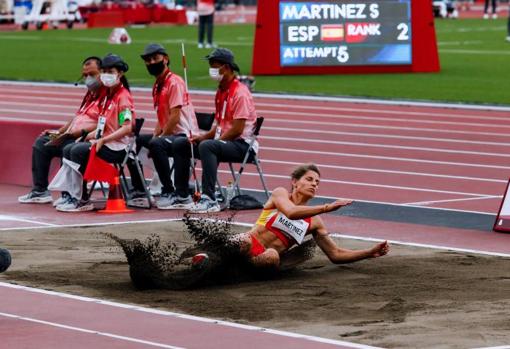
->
[191,253,209,269]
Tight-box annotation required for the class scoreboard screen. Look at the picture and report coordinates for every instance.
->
[279,0,412,67]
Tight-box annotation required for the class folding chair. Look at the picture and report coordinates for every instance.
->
[118,118,153,209]
[86,118,150,207]
[193,112,269,200]
[222,116,269,200]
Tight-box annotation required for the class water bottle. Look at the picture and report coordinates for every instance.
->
[226,181,235,204]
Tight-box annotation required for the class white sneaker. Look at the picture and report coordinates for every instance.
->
[190,195,221,213]
[52,192,71,207]
[18,190,52,204]
[167,195,194,210]
[127,191,154,208]
[56,197,94,212]
[198,43,204,49]
[492,13,498,19]
[483,13,489,19]
[156,192,177,209]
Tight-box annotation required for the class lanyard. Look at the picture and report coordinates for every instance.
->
[99,85,123,116]
[78,91,95,114]
[215,79,239,138]
[152,70,172,109]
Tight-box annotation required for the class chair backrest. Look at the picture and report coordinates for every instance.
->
[253,116,264,137]
[195,112,215,131]
[133,118,145,137]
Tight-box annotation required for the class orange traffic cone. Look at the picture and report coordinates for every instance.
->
[98,176,134,214]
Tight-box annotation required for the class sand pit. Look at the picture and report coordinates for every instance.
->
[1,219,510,348]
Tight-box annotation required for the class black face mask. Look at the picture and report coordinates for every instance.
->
[146,61,166,76]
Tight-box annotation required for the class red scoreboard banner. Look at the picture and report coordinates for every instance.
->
[252,0,440,75]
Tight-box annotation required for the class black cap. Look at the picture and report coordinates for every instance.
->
[101,53,129,72]
[205,48,240,72]
[141,43,168,60]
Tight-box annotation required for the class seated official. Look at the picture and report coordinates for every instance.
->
[57,54,135,212]
[18,56,104,206]
[171,48,258,213]
[128,43,199,209]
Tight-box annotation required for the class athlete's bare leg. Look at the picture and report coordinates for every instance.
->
[234,232,280,269]
[250,248,280,268]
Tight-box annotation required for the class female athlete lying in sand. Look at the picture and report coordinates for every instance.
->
[192,163,389,270]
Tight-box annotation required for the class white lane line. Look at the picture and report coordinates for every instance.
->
[1,218,506,257]
[262,135,510,158]
[2,94,509,130]
[2,101,508,148]
[0,191,496,232]
[191,113,510,140]
[261,146,510,170]
[438,40,483,46]
[0,35,252,46]
[472,346,510,349]
[2,79,510,112]
[3,100,510,139]
[0,116,63,125]
[263,126,510,147]
[0,311,186,349]
[0,94,211,108]
[328,234,510,258]
[260,159,506,183]
[3,92,510,124]
[3,111,510,157]
[5,112,510,142]
[404,195,500,206]
[210,173,500,214]
[0,214,57,227]
[261,109,510,130]
[1,113,508,171]
[0,282,380,349]
[0,218,184,231]
[267,119,510,138]
[216,169,496,197]
[4,112,510,141]
[441,49,510,55]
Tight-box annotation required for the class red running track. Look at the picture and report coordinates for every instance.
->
[0,282,378,349]
[1,81,509,214]
[3,81,510,348]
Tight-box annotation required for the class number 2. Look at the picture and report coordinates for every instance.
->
[397,23,409,41]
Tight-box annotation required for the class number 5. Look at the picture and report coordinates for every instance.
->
[337,46,349,63]
[397,23,409,41]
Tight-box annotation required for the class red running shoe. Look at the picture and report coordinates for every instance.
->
[191,253,209,269]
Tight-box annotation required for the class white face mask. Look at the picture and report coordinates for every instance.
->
[209,67,223,82]
[100,73,119,87]
[84,75,101,91]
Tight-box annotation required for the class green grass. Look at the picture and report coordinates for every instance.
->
[0,19,509,104]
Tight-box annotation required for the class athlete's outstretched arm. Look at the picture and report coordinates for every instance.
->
[272,187,352,220]
[312,217,389,264]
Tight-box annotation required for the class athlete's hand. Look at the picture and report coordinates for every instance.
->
[323,199,353,213]
[369,241,389,258]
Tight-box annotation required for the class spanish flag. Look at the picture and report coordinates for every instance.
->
[321,24,344,42]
